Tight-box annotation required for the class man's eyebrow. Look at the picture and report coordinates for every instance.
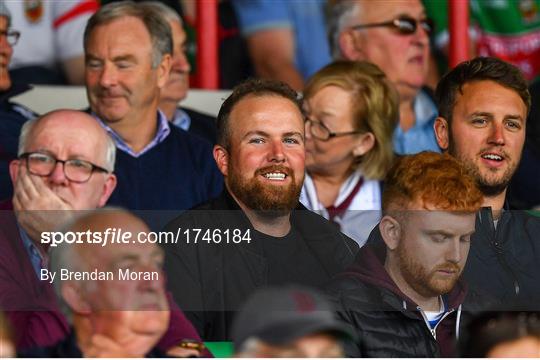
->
[112,55,137,62]
[504,114,525,123]
[283,131,303,139]
[425,229,454,237]
[425,229,476,237]
[469,111,493,118]
[469,111,524,122]
[242,130,269,139]
[85,54,101,61]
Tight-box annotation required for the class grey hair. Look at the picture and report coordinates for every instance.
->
[139,1,182,25]
[327,0,362,59]
[17,116,117,173]
[0,0,11,27]
[83,0,172,68]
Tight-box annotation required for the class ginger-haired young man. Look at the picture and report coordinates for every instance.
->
[326,151,484,357]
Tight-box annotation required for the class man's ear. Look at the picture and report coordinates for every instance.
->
[156,53,172,89]
[379,215,401,251]
[352,132,375,157]
[97,174,117,208]
[339,29,364,61]
[434,117,450,151]
[213,145,229,177]
[9,159,20,185]
[62,283,92,315]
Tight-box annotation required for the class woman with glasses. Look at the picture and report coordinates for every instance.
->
[300,61,398,246]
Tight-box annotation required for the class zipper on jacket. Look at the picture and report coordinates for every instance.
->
[417,306,456,340]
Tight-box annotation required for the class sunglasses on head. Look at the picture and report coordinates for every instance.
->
[350,15,434,35]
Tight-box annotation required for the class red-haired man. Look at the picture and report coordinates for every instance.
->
[326,152,484,357]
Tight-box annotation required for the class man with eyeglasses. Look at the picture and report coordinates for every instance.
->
[0,109,117,350]
[0,3,36,201]
[328,0,439,155]
[1,109,208,355]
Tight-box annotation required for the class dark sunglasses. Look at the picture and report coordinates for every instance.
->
[350,15,434,35]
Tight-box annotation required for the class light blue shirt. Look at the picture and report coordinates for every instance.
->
[170,108,191,131]
[92,110,171,158]
[393,89,441,155]
[232,0,331,79]
[19,226,45,278]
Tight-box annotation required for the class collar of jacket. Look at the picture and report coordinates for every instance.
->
[341,226,468,312]
[0,83,32,105]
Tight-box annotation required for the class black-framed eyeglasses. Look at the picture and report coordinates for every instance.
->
[305,118,361,141]
[350,15,434,35]
[0,30,21,46]
[20,152,110,183]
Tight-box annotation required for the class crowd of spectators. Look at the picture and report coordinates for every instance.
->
[0,0,540,358]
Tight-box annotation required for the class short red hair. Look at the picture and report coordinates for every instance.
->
[382,152,483,212]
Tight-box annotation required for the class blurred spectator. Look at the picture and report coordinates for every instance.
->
[1,110,205,354]
[328,0,439,154]
[21,209,169,357]
[434,57,540,307]
[0,312,15,358]
[508,78,540,209]
[0,2,36,201]
[300,61,398,246]
[232,286,353,357]
[84,1,222,211]
[326,152,484,357]
[425,0,540,82]
[142,1,217,144]
[459,311,540,357]
[3,0,98,85]
[2,110,116,350]
[163,78,358,341]
[231,0,331,90]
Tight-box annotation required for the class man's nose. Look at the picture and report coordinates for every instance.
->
[99,63,118,87]
[173,50,191,73]
[412,21,430,47]
[446,239,462,264]
[267,140,285,162]
[487,122,505,146]
[47,162,69,186]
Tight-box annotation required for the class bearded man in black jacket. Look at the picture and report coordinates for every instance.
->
[162,79,358,341]
[326,152,485,357]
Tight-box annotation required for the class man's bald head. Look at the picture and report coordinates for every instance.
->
[10,109,117,210]
[18,110,116,172]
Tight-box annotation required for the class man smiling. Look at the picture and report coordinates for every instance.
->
[162,79,358,341]
[434,56,540,307]
[83,1,222,211]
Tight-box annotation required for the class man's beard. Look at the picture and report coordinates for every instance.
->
[227,164,303,216]
[397,242,462,301]
[448,139,517,197]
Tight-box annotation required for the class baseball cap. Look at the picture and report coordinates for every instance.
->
[231,285,355,350]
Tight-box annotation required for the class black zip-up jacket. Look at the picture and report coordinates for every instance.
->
[462,208,540,309]
[326,228,486,357]
[162,189,359,341]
